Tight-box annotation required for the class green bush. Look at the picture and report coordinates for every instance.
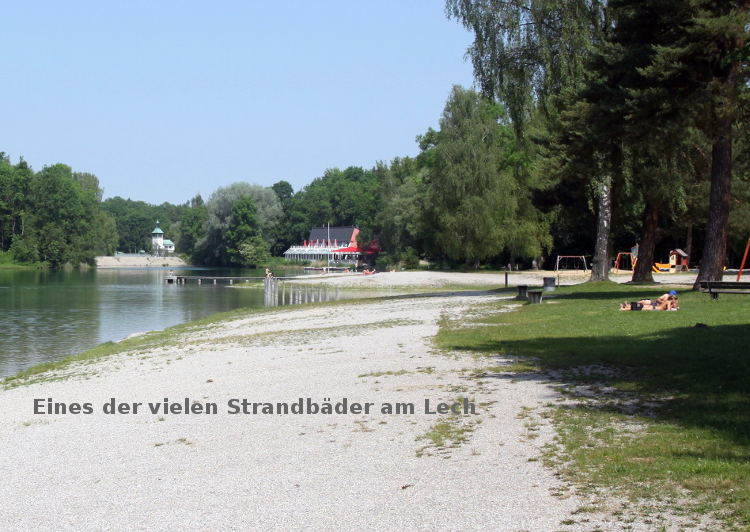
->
[10,235,39,263]
[238,235,271,267]
[400,247,419,269]
[374,253,397,271]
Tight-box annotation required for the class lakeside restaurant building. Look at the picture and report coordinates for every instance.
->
[283,226,378,266]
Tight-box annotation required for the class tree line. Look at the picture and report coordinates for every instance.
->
[2,2,748,277]
[445,0,750,284]
[0,156,117,268]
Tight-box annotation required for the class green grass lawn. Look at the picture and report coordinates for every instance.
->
[437,281,750,528]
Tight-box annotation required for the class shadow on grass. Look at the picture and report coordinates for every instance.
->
[450,323,750,447]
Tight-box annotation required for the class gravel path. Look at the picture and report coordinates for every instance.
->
[5,271,715,530]
[286,269,712,290]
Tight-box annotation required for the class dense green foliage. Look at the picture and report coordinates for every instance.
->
[225,196,261,266]
[448,0,750,279]
[191,183,280,267]
[420,87,550,264]
[0,155,117,267]
[101,197,185,254]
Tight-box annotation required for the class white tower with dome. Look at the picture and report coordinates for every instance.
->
[151,221,175,255]
[151,221,164,250]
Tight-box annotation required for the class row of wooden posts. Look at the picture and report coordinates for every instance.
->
[165,275,340,306]
[166,275,294,285]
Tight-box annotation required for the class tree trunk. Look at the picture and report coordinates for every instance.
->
[632,198,658,282]
[694,116,732,289]
[590,176,612,281]
[685,223,693,267]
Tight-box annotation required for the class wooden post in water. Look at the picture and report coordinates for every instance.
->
[264,277,279,306]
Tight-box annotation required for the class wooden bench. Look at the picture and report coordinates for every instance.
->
[527,290,544,304]
[698,281,750,300]
[516,285,528,300]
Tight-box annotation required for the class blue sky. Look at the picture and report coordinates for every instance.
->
[1,1,475,204]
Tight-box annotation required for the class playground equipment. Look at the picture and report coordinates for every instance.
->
[616,248,690,273]
[738,237,750,281]
[669,249,689,271]
[614,252,636,272]
[653,249,690,272]
[555,255,588,272]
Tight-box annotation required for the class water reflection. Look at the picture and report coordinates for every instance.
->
[0,268,352,378]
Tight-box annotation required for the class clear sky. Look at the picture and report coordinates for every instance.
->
[1,1,475,204]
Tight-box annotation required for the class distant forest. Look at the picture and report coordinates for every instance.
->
[2,2,749,281]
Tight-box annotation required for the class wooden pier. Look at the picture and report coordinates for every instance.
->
[166,275,299,285]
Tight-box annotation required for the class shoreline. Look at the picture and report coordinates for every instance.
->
[95,255,188,268]
[2,270,707,385]
[0,272,729,529]
[0,287,598,529]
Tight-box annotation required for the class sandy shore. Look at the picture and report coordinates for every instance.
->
[0,271,707,530]
[96,255,188,268]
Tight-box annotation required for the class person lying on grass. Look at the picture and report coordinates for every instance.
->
[620,290,679,311]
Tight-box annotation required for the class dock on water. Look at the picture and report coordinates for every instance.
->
[165,275,299,285]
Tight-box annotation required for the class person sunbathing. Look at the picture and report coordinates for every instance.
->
[657,290,679,310]
[651,290,679,310]
[620,300,656,311]
[620,291,678,311]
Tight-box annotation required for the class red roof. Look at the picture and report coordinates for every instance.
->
[332,244,380,254]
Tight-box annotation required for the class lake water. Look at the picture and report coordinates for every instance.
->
[0,267,351,378]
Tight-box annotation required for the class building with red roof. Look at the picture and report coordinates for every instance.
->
[283,226,379,266]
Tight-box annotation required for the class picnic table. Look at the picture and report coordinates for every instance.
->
[698,281,750,300]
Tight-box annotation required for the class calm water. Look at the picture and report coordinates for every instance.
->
[0,267,349,378]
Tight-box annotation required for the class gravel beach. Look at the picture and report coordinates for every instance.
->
[0,271,706,530]
[285,268,707,289]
